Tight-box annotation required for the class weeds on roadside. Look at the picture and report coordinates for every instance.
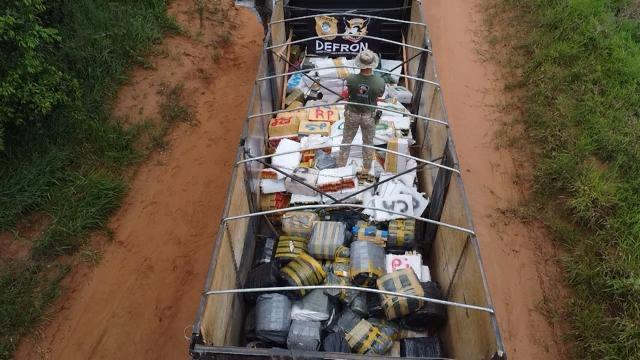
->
[482,0,640,358]
[0,1,177,358]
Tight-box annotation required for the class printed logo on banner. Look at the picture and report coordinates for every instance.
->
[343,18,369,42]
[310,16,379,55]
[315,15,338,41]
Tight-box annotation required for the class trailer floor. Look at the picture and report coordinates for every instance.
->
[422,1,571,358]
[15,1,569,359]
[14,1,263,359]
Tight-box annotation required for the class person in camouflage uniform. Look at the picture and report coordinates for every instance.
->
[337,50,385,173]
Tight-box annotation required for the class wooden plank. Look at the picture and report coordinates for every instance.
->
[280,32,292,108]
[402,33,410,89]
[270,2,287,101]
[441,234,498,359]
[227,165,250,266]
[200,230,237,345]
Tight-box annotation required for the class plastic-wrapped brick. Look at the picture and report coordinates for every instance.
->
[291,289,333,322]
[280,252,326,297]
[402,281,447,331]
[400,336,443,358]
[322,331,351,353]
[345,319,393,355]
[387,219,416,251]
[349,240,385,287]
[336,307,362,334]
[287,320,322,351]
[308,221,346,260]
[243,262,281,303]
[255,293,292,345]
[281,211,319,237]
[377,268,425,320]
[274,236,308,264]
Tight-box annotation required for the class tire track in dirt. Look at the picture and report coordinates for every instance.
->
[15,2,263,359]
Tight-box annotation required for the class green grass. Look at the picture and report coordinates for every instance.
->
[484,0,640,358]
[0,1,180,358]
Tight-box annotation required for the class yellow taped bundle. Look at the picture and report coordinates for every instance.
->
[353,221,388,247]
[377,268,424,320]
[280,252,327,297]
[388,219,416,249]
[274,236,308,264]
[333,246,350,277]
[346,319,393,355]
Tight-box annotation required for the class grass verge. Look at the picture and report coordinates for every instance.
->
[0,1,184,358]
[483,0,640,358]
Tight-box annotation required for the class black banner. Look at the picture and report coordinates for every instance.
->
[308,15,380,56]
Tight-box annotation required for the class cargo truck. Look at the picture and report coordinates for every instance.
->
[189,1,506,358]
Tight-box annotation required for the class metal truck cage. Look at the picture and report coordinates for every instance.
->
[190,0,506,358]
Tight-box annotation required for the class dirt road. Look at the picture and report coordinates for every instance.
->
[15,2,263,359]
[422,1,569,358]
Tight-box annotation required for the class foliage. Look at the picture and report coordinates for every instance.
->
[486,0,640,358]
[0,0,75,150]
[0,0,177,358]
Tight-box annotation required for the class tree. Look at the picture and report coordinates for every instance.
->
[0,0,75,150]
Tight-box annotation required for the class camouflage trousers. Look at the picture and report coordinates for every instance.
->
[338,110,376,170]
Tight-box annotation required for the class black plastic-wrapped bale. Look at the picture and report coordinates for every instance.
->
[400,336,444,358]
[280,252,326,297]
[243,262,281,303]
[287,320,322,351]
[244,307,257,341]
[255,293,292,345]
[366,292,385,318]
[349,240,385,287]
[336,307,362,334]
[377,268,425,320]
[345,319,393,355]
[402,281,448,331]
[322,331,351,353]
[369,318,401,341]
[349,292,368,318]
[254,236,276,265]
[291,289,333,322]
